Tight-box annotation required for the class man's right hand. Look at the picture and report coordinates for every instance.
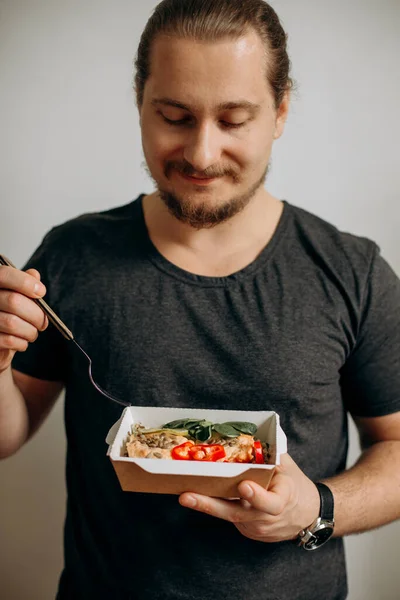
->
[0,266,48,374]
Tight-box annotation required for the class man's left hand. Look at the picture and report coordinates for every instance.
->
[179,453,321,543]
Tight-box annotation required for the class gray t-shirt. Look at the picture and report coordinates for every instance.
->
[12,196,400,600]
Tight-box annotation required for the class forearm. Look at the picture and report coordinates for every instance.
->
[324,441,400,537]
[0,367,29,459]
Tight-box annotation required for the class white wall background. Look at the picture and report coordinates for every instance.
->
[0,0,399,598]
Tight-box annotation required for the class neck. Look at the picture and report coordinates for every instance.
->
[142,187,282,255]
[141,188,283,277]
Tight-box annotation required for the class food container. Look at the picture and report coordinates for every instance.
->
[106,406,287,498]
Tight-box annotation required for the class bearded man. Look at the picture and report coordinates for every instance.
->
[1,2,399,599]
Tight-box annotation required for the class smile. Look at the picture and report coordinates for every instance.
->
[178,172,219,186]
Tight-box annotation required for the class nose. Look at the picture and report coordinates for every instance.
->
[183,122,222,173]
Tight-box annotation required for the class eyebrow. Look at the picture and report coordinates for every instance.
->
[151,97,261,115]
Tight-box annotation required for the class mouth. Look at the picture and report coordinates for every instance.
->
[177,172,219,186]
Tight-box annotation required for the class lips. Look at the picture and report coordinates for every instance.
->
[178,173,218,186]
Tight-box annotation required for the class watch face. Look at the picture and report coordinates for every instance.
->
[302,522,334,550]
[315,527,334,545]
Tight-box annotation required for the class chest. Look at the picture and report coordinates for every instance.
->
[65,267,354,416]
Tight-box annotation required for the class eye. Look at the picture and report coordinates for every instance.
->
[220,121,246,130]
[161,115,192,127]
[159,113,246,129]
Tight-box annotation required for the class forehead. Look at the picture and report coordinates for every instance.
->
[144,31,272,109]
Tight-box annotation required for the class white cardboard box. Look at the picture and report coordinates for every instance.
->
[106,406,287,498]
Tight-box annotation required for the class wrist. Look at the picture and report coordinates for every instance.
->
[297,482,335,550]
[296,479,320,535]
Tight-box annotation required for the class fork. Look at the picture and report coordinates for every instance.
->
[0,254,130,408]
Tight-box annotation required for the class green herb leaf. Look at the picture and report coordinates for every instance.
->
[162,418,257,440]
[198,420,213,429]
[195,425,213,442]
[212,423,241,438]
[163,419,202,430]
[224,421,258,436]
[188,421,212,441]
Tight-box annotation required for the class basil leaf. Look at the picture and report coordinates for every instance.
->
[212,423,240,438]
[224,421,258,436]
[198,420,213,428]
[188,420,212,441]
[163,419,201,429]
[188,426,204,439]
[162,418,257,439]
[195,425,213,442]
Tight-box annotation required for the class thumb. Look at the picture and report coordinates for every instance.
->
[25,269,49,330]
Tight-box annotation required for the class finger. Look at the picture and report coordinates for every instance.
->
[238,474,293,516]
[179,493,235,521]
[26,268,42,281]
[179,493,266,524]
[0,333,29,353]
[0,265,46,298]
[0,291,48,332]
[0,312,39,343]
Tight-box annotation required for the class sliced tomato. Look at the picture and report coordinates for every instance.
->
[254,440,264,464]
[171,441,194,460]
[188,444,226,462]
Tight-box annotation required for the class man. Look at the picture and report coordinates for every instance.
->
[0,1,399,599]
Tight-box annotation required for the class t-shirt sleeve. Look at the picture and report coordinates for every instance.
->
[11,232,68,382]
[340,245,400,417]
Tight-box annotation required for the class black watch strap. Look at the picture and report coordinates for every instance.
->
[315,482,334,521]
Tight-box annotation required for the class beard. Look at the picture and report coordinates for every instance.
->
[144,159,270,230]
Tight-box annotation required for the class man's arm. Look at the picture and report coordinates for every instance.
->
[0,368,63,459]
[178,412,400,543]
[322,411,400,537]
[0,264,64,459]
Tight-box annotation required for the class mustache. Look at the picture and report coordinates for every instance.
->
[164,160,239,181]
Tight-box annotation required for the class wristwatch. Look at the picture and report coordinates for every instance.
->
[297,482,335,550]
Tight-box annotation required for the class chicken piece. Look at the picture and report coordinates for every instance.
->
[126,432,189,459]
[222,434,255,463]
[126,440,173,459]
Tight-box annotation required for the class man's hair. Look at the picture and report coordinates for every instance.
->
[134,0,293,109]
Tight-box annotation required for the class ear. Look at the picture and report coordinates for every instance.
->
[273,91,290,140]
